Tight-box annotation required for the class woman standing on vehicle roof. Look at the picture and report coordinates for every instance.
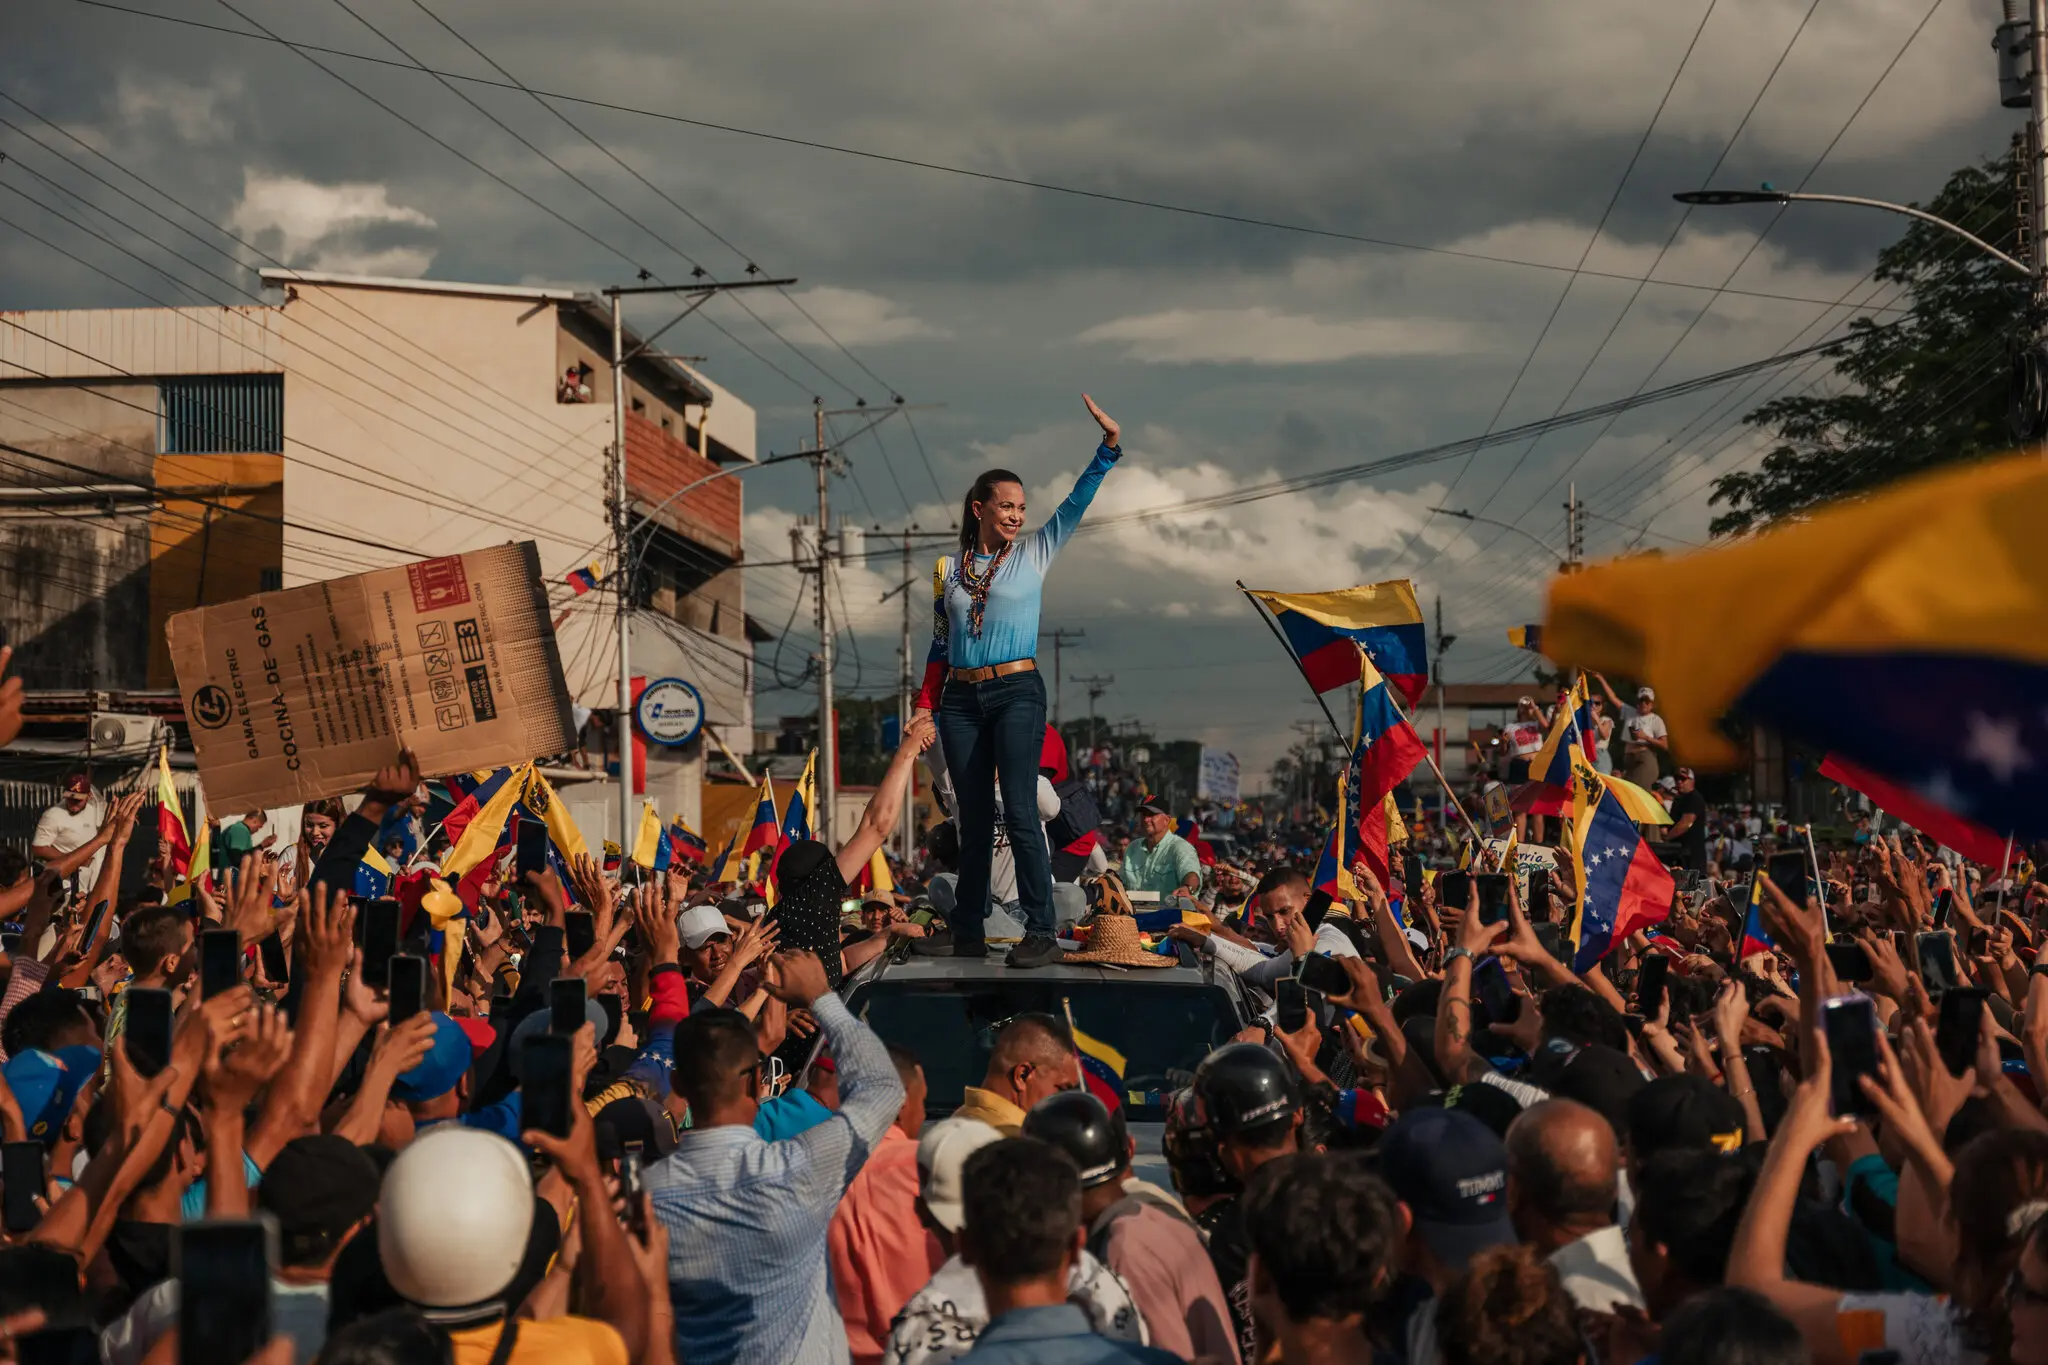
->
[911,396,1127,971]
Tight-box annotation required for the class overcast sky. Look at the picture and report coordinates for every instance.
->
[0,0,2021,785]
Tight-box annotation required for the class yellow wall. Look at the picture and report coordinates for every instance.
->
[147,452,284,687]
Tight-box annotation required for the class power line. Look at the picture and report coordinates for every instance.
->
[1409,0,1824,580]
[63,0,1923,317]
[1391,0,1724,569]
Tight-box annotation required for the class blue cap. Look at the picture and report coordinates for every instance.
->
[1378,1107,1516,1269]
[391,1013,474,1103]
[3,1045,102,1143]
[505,1002,608,1080]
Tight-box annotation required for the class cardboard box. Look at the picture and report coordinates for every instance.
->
[168,542,576,810]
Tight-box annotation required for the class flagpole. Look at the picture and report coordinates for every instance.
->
[1379,668,1487,847]
[1237,583,1347,742]
[1802,823,1831,941]
[1997,832,2016,915]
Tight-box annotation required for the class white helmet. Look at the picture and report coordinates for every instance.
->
[378,1126,534,1309]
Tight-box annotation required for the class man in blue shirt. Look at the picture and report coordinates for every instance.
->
[646,949,904,1365]
[955,1137,1179,1364]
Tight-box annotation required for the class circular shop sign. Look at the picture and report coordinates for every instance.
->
[636,677,706,747]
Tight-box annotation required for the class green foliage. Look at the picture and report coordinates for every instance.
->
[1709,159,2028,536]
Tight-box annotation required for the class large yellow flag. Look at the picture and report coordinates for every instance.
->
[1543,448,2048,841]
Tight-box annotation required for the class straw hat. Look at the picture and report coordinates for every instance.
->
[1064,912,1177,969]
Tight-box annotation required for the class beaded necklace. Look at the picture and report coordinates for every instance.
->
[955,537,1013,638]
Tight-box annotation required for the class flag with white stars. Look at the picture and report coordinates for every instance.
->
[1568,765,1675,974]
[1543,447,2048,841]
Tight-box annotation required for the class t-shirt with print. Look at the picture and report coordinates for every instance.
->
[1622,711,1667,749]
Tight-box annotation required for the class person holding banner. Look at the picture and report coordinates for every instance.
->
[911,396,1127,970]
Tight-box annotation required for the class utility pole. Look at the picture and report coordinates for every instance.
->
[1563,483,1583,570]
[813,401,836,848]
[1432,597,1457,828]
[2033,0,2047,296]
[1074,674,1114,755]
[610,292,632,859]
[606,274,794,859]
[1040,629,1085,726]
[899,526,914,862]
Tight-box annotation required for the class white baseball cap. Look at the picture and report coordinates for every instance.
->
[917,1117,1003,1232]
[1636,686,1656,701]
[678,904,731,950]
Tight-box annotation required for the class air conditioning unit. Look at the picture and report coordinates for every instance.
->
[90,713,159,754]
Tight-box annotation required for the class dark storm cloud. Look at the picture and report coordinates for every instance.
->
[0,0,2025,774]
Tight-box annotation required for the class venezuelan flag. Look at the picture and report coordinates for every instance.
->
[442,767,516,848]
[1352,654,1429,808]
[443,763,528,879]
[565,560,603,596]
[669,819,708,866]
[1531,676,1597,788]
[1355,791,1407,894]
[1543,449,2048,840]
[155,744,190,878]
[518,768,589,863]
[1739,873,1774,959]
[1246,580,1429,705]
[778,752,817,866]
[355,845,394,899]
[1071,1026,1127,1113]
[1567,760,1674,972]
[631,801,666,870]
[741,776,780,858]
[1507,624,1544,653]
[1818,753,2008,866]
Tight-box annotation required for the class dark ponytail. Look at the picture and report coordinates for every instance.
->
[959,468,1024,554]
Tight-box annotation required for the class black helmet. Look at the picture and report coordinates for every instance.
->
[1022,1091,1127,1189]
[1163,1086,1237,1199]
[1191,1042,1301,1140]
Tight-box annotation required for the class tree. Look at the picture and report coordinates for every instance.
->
[1709,158,2028,535]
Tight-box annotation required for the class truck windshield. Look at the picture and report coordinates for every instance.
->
[848,978,1240,1123]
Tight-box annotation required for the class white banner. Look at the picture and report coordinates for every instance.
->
[1196,747,1241,804]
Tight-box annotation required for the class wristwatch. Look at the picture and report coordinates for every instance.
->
[1444,946,1476,968]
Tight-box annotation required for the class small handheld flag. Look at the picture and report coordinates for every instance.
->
[1740,874,1775,959]
[155,745,190,878]
[1567,760,1675,973]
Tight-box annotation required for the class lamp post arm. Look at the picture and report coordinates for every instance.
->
[1780,192,2033,277]
[1429,507,1566,563]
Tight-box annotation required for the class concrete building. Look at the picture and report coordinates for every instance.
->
[0,269,764,833]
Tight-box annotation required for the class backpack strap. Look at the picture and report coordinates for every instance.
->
[485,1318,521,1365]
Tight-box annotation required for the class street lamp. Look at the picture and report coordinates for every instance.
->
[1430,507,1569,566]
[1672,189,2034,278]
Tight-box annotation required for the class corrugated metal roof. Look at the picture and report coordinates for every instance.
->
[0,306,285,379]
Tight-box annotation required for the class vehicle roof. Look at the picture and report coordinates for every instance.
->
[851,953,1218,989]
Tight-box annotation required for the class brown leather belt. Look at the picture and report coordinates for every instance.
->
[949,659,1038,685]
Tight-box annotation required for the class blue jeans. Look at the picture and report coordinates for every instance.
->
[937,669,1054,940]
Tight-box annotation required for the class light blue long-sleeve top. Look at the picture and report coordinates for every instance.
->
[921,444,1120,690]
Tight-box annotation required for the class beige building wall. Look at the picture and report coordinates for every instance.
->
[270,280,616,705]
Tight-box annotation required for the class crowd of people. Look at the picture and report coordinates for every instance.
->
[1,652,2045,1365]
[2,385,2048,1365]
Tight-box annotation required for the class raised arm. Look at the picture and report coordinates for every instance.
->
[1027,395,1123,566]
[835,713,937,884]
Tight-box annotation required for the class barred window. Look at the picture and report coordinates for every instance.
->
[158,376,283,454]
